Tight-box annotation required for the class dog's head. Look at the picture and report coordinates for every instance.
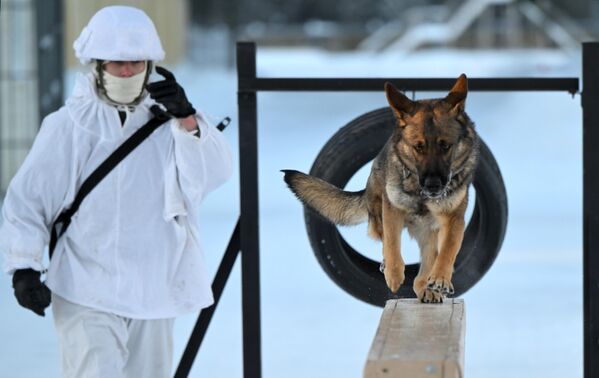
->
[385,74,477,198]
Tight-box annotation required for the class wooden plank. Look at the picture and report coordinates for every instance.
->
[364,299,465,378]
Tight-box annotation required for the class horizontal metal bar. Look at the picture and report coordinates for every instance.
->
[240,77,579,94]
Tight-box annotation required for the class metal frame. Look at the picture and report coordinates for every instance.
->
[582,42,599,378]
[176,41,598,378]
[35,0,64,121]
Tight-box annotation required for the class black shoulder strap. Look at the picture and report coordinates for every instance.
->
[49,109,171,258]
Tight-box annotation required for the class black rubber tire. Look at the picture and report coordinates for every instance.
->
[304,107,508,307]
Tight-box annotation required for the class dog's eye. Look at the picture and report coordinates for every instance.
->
[439,141,452,152]
[413,143,425,154]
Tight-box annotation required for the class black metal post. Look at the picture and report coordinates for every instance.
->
[35,0,64,121]
[583,42,599,378]
[174,221,241,378]
[236,42,262,378]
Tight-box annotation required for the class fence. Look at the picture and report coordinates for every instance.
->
[173,41,597,378]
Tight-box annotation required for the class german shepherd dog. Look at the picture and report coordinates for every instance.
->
[283,74,479,303]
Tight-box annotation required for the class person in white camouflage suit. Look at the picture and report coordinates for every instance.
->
[0,6,232,377]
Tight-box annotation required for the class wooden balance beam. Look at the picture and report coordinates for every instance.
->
[364,298,465,378]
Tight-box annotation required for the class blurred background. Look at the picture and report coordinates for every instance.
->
[2,0,597,191]
[0,0,596,377]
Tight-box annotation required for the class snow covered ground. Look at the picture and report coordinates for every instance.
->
[0,46,583,377]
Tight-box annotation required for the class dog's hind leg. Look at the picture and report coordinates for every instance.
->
[367,196,383,240]
[381,193,405,293]
[367,195,385,272]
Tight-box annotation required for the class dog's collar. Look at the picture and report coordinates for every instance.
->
[397,155,417,180]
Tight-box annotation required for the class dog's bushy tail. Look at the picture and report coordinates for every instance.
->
[282,170,368,225]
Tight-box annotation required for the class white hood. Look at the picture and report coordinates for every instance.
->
[73,6,165,65]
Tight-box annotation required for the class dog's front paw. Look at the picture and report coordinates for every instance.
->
[420,288,444,303]
[383,262,405,294]
[421,274,454,303]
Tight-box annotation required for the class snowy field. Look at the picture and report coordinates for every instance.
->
[0,46,583,377]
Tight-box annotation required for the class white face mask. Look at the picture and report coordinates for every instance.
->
[101,65,147,104]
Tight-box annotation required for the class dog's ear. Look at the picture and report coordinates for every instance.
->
[445,74,468,113]
[385,82,415,119]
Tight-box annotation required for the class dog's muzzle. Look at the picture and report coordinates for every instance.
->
[421,173,452,198]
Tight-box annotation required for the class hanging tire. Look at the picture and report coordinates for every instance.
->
[303,107,508,307]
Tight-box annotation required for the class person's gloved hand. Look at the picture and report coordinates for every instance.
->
[146,66,196,118]
[12,268,52,317]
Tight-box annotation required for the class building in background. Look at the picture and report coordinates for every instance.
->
[1,0,598,194]
[1,0,46,196]
[190,0,599,65]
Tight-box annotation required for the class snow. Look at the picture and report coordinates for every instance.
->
[0,46,583,377]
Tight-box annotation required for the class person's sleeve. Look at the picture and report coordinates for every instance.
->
[170,112,233,203]
[0,111,75,274]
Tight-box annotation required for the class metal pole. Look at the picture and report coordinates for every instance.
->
[174,221,241,378]
[236,42,262,378]
[583,42,599,378]
[35,0,64,122]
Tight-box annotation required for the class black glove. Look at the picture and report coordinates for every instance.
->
[12,269,52,317]
[146,66,196,118]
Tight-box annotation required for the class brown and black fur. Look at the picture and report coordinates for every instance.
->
[283,74,479,303]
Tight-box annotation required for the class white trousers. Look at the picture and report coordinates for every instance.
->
[51,294,175,378]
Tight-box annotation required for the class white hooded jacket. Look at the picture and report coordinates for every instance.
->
[0,72,233,319]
